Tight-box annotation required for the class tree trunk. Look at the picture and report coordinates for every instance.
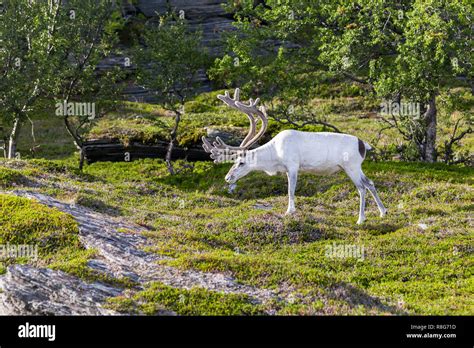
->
[79,148,85,171]
[8,117,22,159]
[424,95,437,163]
[165,110,182,175]
[63,116,85,170]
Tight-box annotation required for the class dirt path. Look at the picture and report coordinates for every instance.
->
[0,190,282,315]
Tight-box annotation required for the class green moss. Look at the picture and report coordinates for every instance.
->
[191,89,227,106]
[28,159,80,174]
[106,282,266,315]
[118,101,168,117]
[0,193,105,282]
[1,156,471,315]
[0,85,472,315]
[0,167,27,187]
[184,100,217,113]
[0,192,138,287]
[369,279,473,315]
[87,117,169,146]
[0,194,81,254]
[47,247,137,288]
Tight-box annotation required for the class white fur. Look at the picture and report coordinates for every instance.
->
[225,130,387,223]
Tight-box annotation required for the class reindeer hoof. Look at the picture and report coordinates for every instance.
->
[285,208,296,215]
[380,209,387,217]
[357,218,365,225]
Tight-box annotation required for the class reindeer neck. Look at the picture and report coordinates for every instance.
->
[247,142,276,170]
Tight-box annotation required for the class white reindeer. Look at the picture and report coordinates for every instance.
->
[202,89,387,224]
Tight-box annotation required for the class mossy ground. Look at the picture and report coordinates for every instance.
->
[0,188,133,287]
[0,83,472,315]
[0,157,471,315]
[106,282,266,315]
[0,193,83,275]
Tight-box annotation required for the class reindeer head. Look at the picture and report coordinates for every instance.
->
[224,151,255,184]
[202,88,268,184]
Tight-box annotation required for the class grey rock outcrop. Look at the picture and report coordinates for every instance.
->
[135,0,233,54]
[0,265,121,315]
[109,0,234,102]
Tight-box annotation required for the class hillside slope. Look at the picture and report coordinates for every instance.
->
[0,158,472,315]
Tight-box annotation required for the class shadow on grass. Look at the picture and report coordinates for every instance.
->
[0,166,41,189]
[158,162,350,200]
[330,282,407,315]
[157,162,231,192]
[75,195,123,217]
[362,222,406,235]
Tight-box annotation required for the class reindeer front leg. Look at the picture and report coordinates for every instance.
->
[286,169,298,215]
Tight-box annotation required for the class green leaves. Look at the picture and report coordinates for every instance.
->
[321,0,472,102]
[0,0,125,153]
[133,15,209,111]
[212,0,472,162]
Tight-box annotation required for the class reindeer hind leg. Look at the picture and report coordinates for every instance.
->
[285,169,298,215]
[344,167,366,224]
[361,172,387,217]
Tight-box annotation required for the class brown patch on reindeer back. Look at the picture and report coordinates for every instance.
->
[358,138,366,158]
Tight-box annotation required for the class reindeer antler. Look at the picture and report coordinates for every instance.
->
[202,88,268,163]
[235,98,268,149]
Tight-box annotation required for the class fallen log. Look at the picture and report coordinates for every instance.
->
[82,129,243,164]
[83,139,210,164]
